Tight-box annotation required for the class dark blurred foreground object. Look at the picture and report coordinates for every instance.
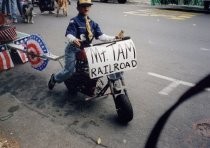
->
[38,0,55,12]
[145,74,210,148]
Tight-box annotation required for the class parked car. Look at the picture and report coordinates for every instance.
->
[204,0,210,10]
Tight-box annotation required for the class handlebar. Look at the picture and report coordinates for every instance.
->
[91,36,131,47]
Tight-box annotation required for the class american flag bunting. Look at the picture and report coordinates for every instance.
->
[13,36,29,63]
[0,45,14,71]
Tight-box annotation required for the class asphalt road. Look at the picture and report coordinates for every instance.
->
[0,1,210,148]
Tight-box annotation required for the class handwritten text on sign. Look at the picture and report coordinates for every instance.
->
[85,39,137,79]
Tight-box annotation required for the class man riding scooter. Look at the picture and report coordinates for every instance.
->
[48,0,122,90]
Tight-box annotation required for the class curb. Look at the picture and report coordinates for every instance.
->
[154,5,210,13]
[128,0,210,13]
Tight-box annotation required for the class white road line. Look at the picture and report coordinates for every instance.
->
[148,72,210,95]
[200,48,210,51]
[159,81,180,95]
[148,72,176,82]
[179,81,194,87]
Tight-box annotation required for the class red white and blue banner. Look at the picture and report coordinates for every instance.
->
[0,45,14,71]
[14,36,29,49]
[0,34,51,71]
[13,36,30,63]
[26,34,49,71]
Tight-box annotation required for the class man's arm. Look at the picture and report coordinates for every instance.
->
[98,34,116,42]
[66,34,81,48]
[66,19,81,47]
[66,34,76,43]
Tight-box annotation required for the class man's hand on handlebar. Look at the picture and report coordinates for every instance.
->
[73,38,82,48]
[115,30,124,40]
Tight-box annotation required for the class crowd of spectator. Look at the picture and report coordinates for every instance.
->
[0,0,23,23]
[0,0,70,24]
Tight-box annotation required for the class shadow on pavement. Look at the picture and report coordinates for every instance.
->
[0,69,98,116]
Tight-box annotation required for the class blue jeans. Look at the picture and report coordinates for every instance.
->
[16,0,22,16]
[10,0,17,19]
[54,43,81,83]
[2,0,10,15]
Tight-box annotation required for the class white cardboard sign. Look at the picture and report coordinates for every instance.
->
[85,39,137,79]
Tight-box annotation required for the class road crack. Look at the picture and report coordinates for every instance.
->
[11,95,54,119]
[73,130,108,148]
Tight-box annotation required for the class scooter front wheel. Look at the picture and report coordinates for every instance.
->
[114,94,133,123]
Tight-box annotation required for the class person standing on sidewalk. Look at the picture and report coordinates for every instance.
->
[2,0,11,16]
[16,0,23,17]
[48,0,121,90]
[10,0,18,23]
[2,0,18,23]
[39,0,55,14]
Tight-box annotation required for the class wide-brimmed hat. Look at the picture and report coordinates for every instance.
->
[77,0,93,6]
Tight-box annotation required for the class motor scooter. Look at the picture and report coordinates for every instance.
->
[64,37,135,123]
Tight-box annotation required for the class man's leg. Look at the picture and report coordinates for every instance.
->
[16,0,22,16]
[2,0,11,15]
[48,44,80,90]
[49,0,55,14]
[38,0,44,13]
[2,0,6,14]
[10,0,18,23]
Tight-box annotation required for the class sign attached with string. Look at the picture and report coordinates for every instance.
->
[85,39,137,79]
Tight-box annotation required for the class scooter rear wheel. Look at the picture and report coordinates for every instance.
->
[114,94,133,123]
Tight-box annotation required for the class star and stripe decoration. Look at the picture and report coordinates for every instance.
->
[0,26,17,44]
[0,34,50,72]
[13,36,30,63]
[26,34,49,71]
[0,45,14,71]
